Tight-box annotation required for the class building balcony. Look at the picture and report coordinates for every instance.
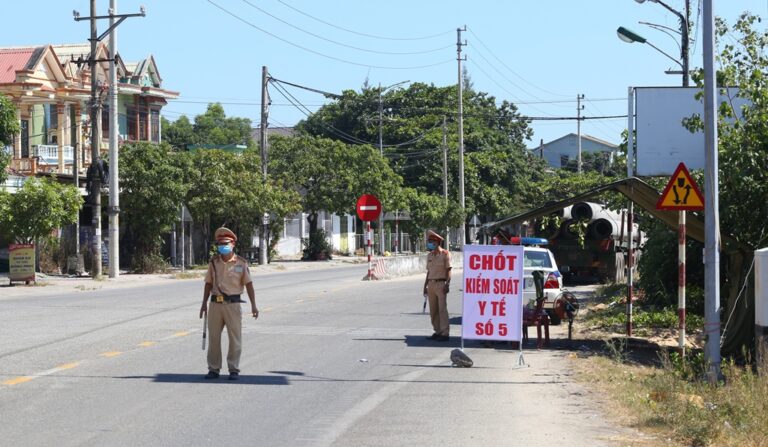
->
[10,144,90,176]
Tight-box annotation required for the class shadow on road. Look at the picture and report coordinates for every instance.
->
[116,373,289,385]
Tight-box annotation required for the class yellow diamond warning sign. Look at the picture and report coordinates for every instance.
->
[657,162,704,211]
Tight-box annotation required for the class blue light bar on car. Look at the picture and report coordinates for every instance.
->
[508,237,549,245]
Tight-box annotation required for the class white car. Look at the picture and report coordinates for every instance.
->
[522,246,567,324]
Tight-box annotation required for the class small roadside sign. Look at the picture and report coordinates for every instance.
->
[656,162,705,211]
[356,194,381,221]
[9,244,35,283]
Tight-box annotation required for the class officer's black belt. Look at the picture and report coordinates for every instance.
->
[429,279,447,282]
[210,294,243,303]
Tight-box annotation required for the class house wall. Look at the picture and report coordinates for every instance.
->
[542,134,616,168]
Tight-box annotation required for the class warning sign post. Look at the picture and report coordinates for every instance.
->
[656,162,703,357]
[462,244,525,364]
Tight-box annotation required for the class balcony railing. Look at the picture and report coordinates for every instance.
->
[10,144,88,176]
[34,144,74,164]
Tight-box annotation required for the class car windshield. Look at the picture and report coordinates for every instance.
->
[523,250,552,269]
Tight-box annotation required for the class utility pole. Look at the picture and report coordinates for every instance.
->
[457,26,467,248]
[72,107,81,273]
[88,0,101,278]
[702,0,721,383]
[378,82,384,255]
[108,0,119,278]
[259,65,269,266]
[74,0,145,279]
[442,116,449,248]
[539,138,544,159]
[626,86,635,337]
[577,94,584,173]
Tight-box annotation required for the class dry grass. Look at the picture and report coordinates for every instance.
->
[171,271,204,280]
[570,344,768,447]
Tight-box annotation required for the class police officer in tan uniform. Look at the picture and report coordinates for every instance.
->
[199,227,258,380]
[422,230,452,341]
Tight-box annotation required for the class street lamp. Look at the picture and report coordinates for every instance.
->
[378,80,409,156]
[622,0,690,86]
[617,26,684,74]
[377,80,408,255]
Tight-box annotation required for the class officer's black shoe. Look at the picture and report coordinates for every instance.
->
[427,333,439,340]
[436,335,450,342]
[228,372,239,381]
[204,371,220,380]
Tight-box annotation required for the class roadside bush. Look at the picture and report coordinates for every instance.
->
[302,229,333,261]
[38,237,64,274]
[131,252,168,273]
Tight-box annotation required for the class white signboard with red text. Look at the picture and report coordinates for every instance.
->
[462,245,524,342]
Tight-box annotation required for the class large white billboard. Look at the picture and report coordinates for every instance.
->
[635,87,748,176]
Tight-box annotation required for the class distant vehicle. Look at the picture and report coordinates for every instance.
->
[492,237,571,325]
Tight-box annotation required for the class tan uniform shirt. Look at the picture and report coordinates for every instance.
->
[204,255,252,296]
[426,248,452,280]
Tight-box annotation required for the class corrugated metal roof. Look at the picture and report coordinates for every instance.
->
[0,47,37,83]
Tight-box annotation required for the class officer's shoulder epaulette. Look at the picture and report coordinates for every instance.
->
[236,255,248,264]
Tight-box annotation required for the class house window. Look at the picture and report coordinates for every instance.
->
[151,110,160,142]
[560,154,570,167]
[126,105,149,141]
[47,104,58,130]
[21,120,29,157]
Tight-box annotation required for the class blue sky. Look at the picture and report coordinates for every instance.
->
[4,1,765,147]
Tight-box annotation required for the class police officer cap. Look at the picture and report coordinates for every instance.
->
[214,227,237,242]
[426,230,444,242]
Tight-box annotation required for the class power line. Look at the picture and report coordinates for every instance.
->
[241,0,452,55]
[270,80,373,145]
[206,0,453,70]
[275,0,453,41]
[468,28,571,98]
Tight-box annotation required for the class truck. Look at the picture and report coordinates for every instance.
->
[537,201,642,284]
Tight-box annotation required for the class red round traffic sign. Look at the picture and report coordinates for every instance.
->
[356,194,381,221]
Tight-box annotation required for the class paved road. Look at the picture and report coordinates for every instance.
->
[0,264,637,446]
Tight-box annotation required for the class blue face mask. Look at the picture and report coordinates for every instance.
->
[217,244,233,255]
[426,241,437,251]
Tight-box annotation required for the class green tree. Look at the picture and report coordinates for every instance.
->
[296,82,536,228]
[162,115,195,151]
[0,177,81,244]
[1,95,20,184]
[181,148,300,259]
[193,103,254,148]
[269,134,403,238]
[119,142,187,271]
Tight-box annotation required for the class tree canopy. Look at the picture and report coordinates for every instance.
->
[0,177,81,244]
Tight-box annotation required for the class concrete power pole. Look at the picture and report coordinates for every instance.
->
[108,0,119,278]
[457,26,467,248]
[74,0,144,279]
[89,0,102,278]
[577,94,584,173]
[702,0,721,382]
[259,65,269,266]
[442,116,449,248]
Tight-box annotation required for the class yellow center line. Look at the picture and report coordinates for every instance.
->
[2,376,33,386]
[262,307,274,312]
[173,331,190,337]
[56,362,80,370]
[295,299,304,303]
[138,341,156,347]
[100,351,122,358]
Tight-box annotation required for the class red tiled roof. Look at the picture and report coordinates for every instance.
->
[0,48,37,83]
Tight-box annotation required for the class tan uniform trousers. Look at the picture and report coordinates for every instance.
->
[207,301,242,373]
[427,280,450,336]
